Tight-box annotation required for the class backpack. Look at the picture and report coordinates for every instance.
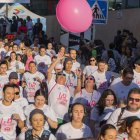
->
[25,129,50,140]
[116,107,126,127]
[100,107,126,127]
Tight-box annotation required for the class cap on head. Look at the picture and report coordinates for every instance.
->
[55,63,63,70]
[56,71,66,77]
[9,72,18,79]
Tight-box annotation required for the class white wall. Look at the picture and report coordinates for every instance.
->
[45,15,60,42]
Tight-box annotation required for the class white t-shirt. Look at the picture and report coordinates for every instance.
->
[16,51,23,55]
[109,81,139,102]
[92,71,112,93]
[9,60,25,72]
[107,108,140,129]
[0,47,6,53]
[0,74,9,99]
[6,51,12,57]
[19,86,24,97]
[117,133,128,140]
[46,49,56,58]
[14,97,28,109]
[34,54,51,73]
[56,122,92,140]
[71,61,80,72]
[0,101,25,140]
[83,65,98,76]
[22,71,45,102]
[24,104,57,130]
[63,71,77,98]
[73,88,101,108]
[34,54,51,65]
[51,69,57,81]
[133,69,140,87]
[47,78,70,120]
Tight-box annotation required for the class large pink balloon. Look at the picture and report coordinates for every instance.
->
[56,0,93,33]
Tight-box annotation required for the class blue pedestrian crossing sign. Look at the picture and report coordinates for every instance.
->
[87,0,108,24]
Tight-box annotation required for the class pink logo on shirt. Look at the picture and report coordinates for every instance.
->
[57,92,67,105]
[0,117,13,132]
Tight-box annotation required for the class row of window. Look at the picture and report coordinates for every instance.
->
[109,0,140,10]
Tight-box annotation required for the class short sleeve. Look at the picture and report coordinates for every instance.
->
[83,67,87,75]
[47,78,56,92]
[44,106,57,122]
[55,126,66,140]
[17,132,25,140]
[16,105,26,121]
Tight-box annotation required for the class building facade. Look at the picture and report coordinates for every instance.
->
[0,0,140,16]
[29,0,140,16]
[109,0,140,10]
[27,0,58,16]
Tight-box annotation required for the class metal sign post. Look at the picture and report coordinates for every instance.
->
[6,3,8,17]
[87,0,108,41]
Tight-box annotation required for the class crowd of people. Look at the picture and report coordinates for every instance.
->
[0,15,140,140]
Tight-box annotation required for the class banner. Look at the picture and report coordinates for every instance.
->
[69,33,80,47]
[0,0,30,3]
[0,3,46,31]
[60,28,92,50]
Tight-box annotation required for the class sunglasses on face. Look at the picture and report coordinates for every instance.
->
[128,97,140,102]
[56,69,62,71]
[90,59,95,62]
[21,49,26,51]
[57,73,66,77]
[86,77,94,80]
[15,92,20,95]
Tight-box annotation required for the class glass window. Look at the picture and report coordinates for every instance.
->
[109,0,123,10]
[109,0,115,10]
[127,0,140,8]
